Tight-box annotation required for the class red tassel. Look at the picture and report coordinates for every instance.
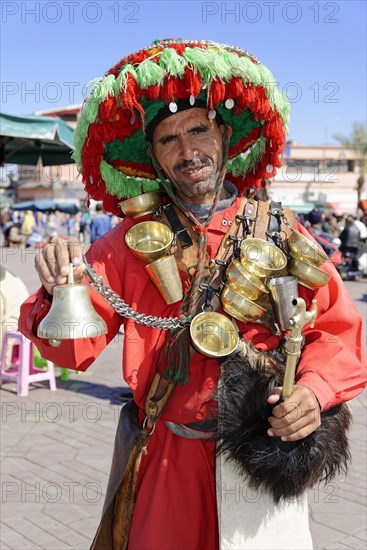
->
[101,193,120,215]
[209,79,226,110]
[263,115,286,151]
[122,74,145,126]
[236,86,257,110]
[184,67,202,98]
[143,84,160,101]
[175,77,188,100]
[252,86,271,120]
[227,77,244,99]
[161,75,177,103]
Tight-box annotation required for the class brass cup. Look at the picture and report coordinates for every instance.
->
[288,257,331,290]
[118,191,162,218]
[240,238,287,278]
[287,229,329,266]
[226,258,269,301]
[220,285,267,323]
[190,312,239,358]
[125,221,174,263]
[145,255,183,304]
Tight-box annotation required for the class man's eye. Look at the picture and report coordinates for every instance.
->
[192,126,207,135]
[161,136,177,145]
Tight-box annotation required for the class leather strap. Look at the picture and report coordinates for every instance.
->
[165,421,215,439]
[157,207,204,274]
[164,203,193,249]
[267,200,283,247]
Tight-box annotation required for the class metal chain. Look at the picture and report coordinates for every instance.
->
[82,257,187,331]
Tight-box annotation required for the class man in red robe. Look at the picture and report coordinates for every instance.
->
[19,39,366,549]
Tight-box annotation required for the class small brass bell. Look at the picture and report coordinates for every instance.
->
[38,264,108,347]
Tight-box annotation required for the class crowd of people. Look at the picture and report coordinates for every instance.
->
[2,204,366,272]
[0,206,121,248]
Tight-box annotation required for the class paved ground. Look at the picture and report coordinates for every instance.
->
[1,244,366,550]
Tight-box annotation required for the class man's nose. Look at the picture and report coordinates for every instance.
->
[178,137,197,160]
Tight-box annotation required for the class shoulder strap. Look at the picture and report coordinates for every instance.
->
[254,200,295,241]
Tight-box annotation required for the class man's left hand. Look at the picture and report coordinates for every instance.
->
[267,385,321,442]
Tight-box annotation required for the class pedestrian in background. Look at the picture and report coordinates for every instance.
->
[90,203,112,243]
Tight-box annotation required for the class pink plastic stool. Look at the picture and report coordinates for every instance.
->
[0,331,56,397]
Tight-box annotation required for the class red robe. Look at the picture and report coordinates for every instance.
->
[19,196,366,550]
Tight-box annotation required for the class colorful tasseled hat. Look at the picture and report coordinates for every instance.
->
[73,38,290,215]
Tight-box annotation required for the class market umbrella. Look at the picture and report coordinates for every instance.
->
[0,112,74,166]
[12,199,80,214]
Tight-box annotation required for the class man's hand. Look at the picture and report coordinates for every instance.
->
[35,237,85,295]
[266,385,321,442]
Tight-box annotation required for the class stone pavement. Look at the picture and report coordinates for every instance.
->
[1,245,366,550]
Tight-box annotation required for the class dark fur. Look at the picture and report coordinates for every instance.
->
[217,344,352,503]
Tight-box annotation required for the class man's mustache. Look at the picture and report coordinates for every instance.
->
[174,158,210,172]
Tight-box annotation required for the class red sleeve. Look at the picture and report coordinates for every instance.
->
[18,229,124,371]
[294,223,367,410]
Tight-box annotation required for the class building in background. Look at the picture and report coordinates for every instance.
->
[270,142,365,216]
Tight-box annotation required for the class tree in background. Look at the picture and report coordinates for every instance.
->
[334,122,367,206]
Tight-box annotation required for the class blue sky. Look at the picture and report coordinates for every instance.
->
[1,0,366,145]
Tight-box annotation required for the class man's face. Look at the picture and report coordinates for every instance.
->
[152,108,231,205]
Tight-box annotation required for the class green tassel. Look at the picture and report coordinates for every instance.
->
[100,159,162,198]
[159,48,187,77]
[183,47,215,87]
[157,326,191,385]
[222,50,244,76]
[72,132,86,167]
[93,74,116,103]
[257,64,276,106]
[114,65,137,96]
[238,56,261,85]
[76,115,90,139]
[136,59,165,89]
[209,49,233,82]
[228,137,266,176]
[274,89,291,124]
[82,98,100,124]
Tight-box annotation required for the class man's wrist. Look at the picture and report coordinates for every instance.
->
[42,286,53,302]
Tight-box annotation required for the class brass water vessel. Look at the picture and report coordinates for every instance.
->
[119,191,162,218]
[226,259,268,301]
[125,221,174,263]
[190,312,239,358]
[288,258,331,290]
[145,255,183,304]
[220,285,267,323]
[287,229,329,266]
[240,238,287,278]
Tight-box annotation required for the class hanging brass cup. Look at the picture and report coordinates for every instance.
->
[220,285,267,323]
[190,312,239,358]
[240,238,287,278]
[125,221,174,263]
[226,258,269,301]
[119,191,162,218]
[287,229,329,266]
[288,258,331,290]
[145,255,183,304]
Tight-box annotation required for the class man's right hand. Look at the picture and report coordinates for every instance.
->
[35,237,85,295]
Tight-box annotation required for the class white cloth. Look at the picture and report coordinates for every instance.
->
[354,219,367,240]
[217,452,313,549]
[0,268,30,367]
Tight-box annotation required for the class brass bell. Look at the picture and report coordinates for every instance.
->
[38,264,108,347]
